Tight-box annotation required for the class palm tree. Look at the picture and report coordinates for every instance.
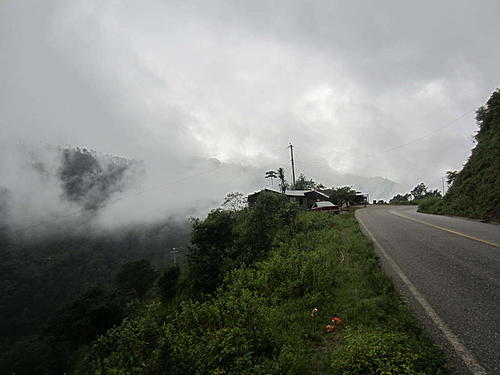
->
[265,170,278,187]
[277,167,288,193]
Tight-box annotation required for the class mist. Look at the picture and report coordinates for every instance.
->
[2,0,498,233]
[0,140,400,242]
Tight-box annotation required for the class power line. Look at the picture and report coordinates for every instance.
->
[351,110,471,161]
[1,109,473,236]
[292,109,472,164]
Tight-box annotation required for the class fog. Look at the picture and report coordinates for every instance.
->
[2,0,499,229]
[0,140,398,239]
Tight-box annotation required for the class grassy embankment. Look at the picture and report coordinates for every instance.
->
[419,89,500,222]
[77,211,444,374]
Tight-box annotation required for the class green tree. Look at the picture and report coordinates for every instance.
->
[115,259,158,300]
[235,191,297,264]
[221,192,247,211]
[158,266,180,302]
[43,286,124,347]
[0,336,52,375]
[389,193,411,203]
[424,189,442,199]
[265,170,278,186]
[446,170,457,186]
[277,167,288,193]
[411,183,428,200]
[293,173,316,190]
[474,89,500,137]
[188,192,296,295]
[328,186,358,207]
[188,209,236,294]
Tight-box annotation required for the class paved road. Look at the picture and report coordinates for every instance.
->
[356,206,500,375]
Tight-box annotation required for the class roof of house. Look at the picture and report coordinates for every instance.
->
[285,189,329,198]
[248,188,281,196]
[248,188,329,199]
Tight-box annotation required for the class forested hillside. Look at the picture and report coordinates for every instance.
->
[75,193,443,374]
[1,192,446,374]
[0,219,191,340]
[419,89,500,221]
[0,147,192,372]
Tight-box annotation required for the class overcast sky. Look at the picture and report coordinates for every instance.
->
[1,0,499,212]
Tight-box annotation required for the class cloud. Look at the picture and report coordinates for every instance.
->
[1,0,499,222]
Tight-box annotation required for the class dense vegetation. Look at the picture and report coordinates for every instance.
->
[0,146,192,373]
[264,168,366,207]
[0,219,191,370]
[0,192,444,374]
[418,89,500,221]
[389,183,442,205]
[1,169,447,375]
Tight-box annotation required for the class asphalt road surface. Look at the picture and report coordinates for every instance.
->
[356,206,500,375]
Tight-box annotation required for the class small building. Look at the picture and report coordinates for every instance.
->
[247,188,329,210]
[284,189,330,210]
[352,193,369,206]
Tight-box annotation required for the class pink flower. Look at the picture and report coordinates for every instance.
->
[332,316,342,325]
[325,324,335,333]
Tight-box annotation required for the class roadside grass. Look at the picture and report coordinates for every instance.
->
[78,212,445,374]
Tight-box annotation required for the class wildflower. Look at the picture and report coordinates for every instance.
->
[310,307,318,317]
[325,324,334,333]
[332,316,342,325]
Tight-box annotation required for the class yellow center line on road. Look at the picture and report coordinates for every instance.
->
[389,210,500,249]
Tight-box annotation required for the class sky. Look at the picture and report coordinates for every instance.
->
[1,0,499,223]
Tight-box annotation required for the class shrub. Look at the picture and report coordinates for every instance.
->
[188,191,297,295]
[330,327,444,375]
[43,286,125,346]
[418,197,445,214]
[115,259,158,300]
[0,336,52,375]
[390,200,418,205]
[158,266,180,303]
[77,212,445,374]
[77,303,169,375]
[188,208,237,295]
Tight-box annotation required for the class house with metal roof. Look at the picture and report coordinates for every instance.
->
[284,189,329,209]
[247,188,329,210]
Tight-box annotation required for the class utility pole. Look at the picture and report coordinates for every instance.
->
[171,247,179,266]
[289,143,296,188]
[442,177,446,196]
